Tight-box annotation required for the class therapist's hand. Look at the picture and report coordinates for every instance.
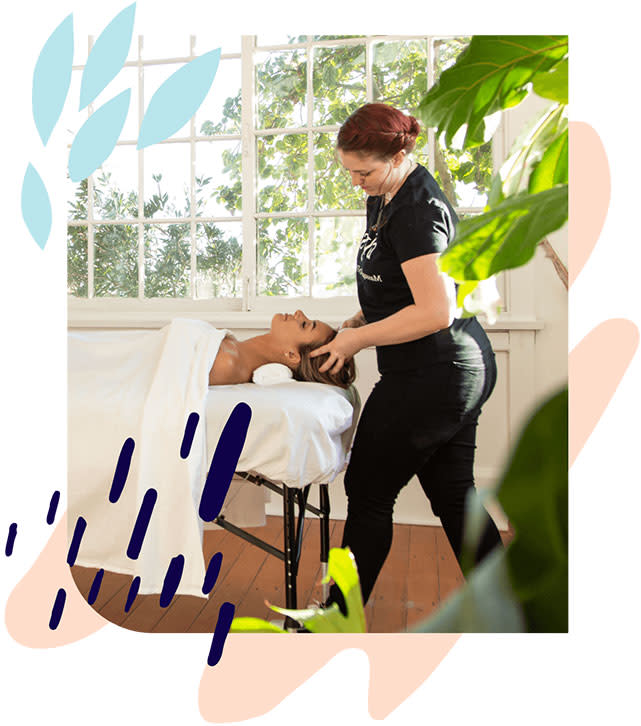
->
[310,327,363,375]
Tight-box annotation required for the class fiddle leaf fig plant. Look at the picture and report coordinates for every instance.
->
[417,35,569,314]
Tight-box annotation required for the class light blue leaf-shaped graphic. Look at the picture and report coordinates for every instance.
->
[137,48,221,150]
[68,89,131,182]
[33,14,74,146]
[79,3,136,110]
[22,164,52,249]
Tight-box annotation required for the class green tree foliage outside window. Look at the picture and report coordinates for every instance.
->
[67,36,493,300]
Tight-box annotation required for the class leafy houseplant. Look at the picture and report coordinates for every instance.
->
[416,35,569,315]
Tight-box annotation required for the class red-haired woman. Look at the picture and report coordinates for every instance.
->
[311,103,502,612]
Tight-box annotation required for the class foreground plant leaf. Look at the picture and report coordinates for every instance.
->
[417,35,568,149]
[438,185,568,281]
[498,388,568,632]
[413,546,526,632]
[414,387,567,633]
[229,618,286,634]
[229,547,366,634]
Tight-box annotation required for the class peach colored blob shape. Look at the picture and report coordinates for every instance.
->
[5,513,107,648]
[569,319,639,466]
[198,633,459,722]
[569,121,611,287]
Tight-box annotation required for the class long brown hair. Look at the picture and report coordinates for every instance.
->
[293,328,356,388]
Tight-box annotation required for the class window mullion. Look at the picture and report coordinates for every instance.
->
[306,37,314,297]
[189,35,197,299]
[137,35,145,300]
[87,35,95,299]
[241,35,257,312]
[427,37,436,178]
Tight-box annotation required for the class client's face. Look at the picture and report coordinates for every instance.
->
[271,310,333,351]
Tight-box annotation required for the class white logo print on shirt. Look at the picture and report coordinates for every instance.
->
[358,230,378,262]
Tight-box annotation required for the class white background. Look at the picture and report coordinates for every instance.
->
[1,2,638,724]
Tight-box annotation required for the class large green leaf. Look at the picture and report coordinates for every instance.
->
[413,388,567,633]
[438,185,568,281]
[417,36,568,149]
[532,57,568,104]
[412,546,526,633]
[497,388,568,632]
[528,128,568,194]
[490,104,567,205]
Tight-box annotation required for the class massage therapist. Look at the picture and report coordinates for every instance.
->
[310,103,503,608]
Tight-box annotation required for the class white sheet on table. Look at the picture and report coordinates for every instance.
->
[68,319,227,597]
[204,382,359,491]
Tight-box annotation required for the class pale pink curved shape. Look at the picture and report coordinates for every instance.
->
[569,121,611,287]
[198,633,459,722]
[5,513,107,648]
[569,319,639,466]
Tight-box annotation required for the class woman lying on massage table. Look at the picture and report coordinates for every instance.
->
[209,310,356,388]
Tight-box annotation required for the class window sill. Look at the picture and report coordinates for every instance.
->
[67,307,544,332]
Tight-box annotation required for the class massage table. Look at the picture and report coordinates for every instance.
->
[68,321,359,627]
[203,382,359,622]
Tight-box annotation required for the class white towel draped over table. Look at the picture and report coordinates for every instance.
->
[68,319,228,597]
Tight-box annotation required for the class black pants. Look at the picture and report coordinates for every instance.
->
[334,350,502,608]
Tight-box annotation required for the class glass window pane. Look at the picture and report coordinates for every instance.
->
[257,218,309,297]
[433,37,470,79]
[372,39,428,112]
[257,134,308,213]
[94,224,139,297]
[196,222,242,298]
[314,132,363,211]
[196,58,241,136]
[93,146,139,221]
[195,140,242,217]
[312,35,362,41]
[435,139,492,209]
[256,50,307,129]
[256,35,307,47]
[313,44,366,126]
[67,176,88,221]
[144,143,191,219]
[313,217,360,297]
[67,225,87,297]
[144,223,190,297]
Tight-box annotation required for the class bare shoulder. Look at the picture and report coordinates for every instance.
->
[209,335,252,385]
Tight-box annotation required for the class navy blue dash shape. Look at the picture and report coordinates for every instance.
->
[46,490,60,524]
[160,554,185,607]
[125,576,141,612]
[67,516,87,566]
[207,601,235,667]
[110,437,135,503]
[88,569,105,605]
[180,412,200,459]
[126,488,157,560]
[49,588,66,630]
[202,551,223,595]
[5,523,17,557]
[199,403,252,522]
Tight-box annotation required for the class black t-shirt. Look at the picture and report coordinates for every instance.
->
[356,164,492,373]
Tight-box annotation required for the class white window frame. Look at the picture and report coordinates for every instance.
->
[67,34,508,329]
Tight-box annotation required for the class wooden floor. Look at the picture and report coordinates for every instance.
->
[71,516,513,633]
